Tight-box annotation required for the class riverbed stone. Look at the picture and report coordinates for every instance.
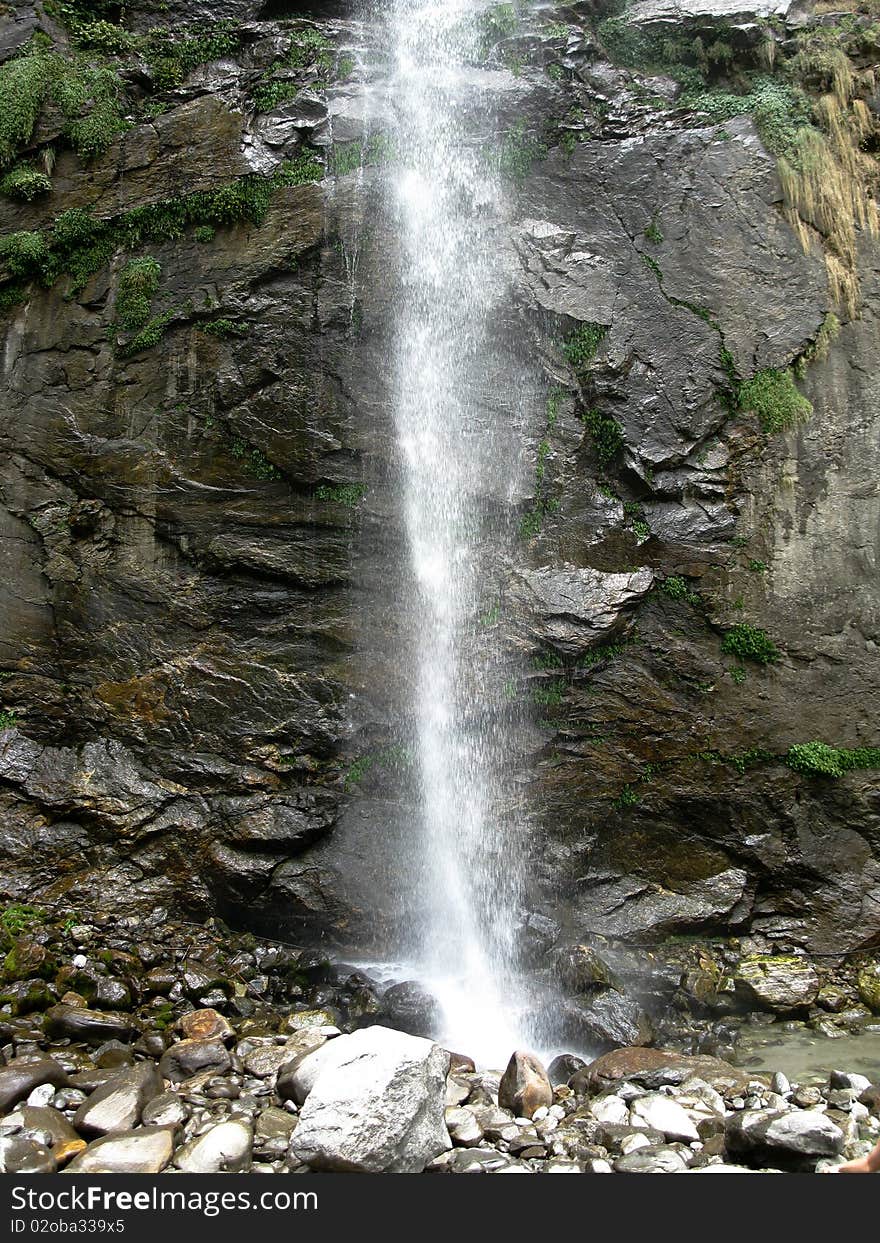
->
[174,1119,253,1173]
[43,1005,135,1045]
[290,1026,451,1172]
[73,1062,163,1136]
[0,1058,69,1112]
[66,1127,175,1174]
[725,1109,845,1165]
[178,1009,235,1043]
[856,960,880,1012]
[159,1037,232,1083]
[630,1092,700,1142]
[572,1048,750,1095]
[498,1052,554,1120]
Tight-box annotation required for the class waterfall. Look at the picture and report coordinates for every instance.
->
[386,0,533,1064]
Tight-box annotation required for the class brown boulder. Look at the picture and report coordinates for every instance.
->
[498,1051,553,1119]
[176,1009,234,1043]
[570,1047,757,1095]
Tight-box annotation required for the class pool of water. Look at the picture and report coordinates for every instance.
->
[734,1024,880,1084]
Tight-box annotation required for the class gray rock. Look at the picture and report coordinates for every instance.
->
[553,944,621,993]
[569,990,654,1052]
[242,1044,289,1079]
[380,981,441,1039]
[174,1119,253,1173]
[445,1106,484,1147]
[630,1093,700,1142]
[547,1054,586,1087]
[141,1092,188,1128]
[43,1005,134,1045]
[725,1109,845,1164]
[66,1127,175,1174]
[735,956,820,1012]
[0,1135,57,1174]
[0,1059,69,1113]
[277,1032,349,1106]
[74,1063,163,1137]
[290,1026,451,1173]
[159,1038,232,1083]
[614,1145,690,1173]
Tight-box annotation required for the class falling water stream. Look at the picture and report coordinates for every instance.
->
[385,0,533,1064]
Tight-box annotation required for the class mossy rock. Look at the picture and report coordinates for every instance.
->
[2,938,54,983]
[0,977,57,1015]
[735,955,820,1013]
[856,960,880,1013]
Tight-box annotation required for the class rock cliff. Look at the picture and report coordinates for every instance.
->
[0,0,878,1002]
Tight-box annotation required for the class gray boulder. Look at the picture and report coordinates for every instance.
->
[630,1092,700,1142]
[735,956,821,1012]
[174,1120,253,1173]
[290,1026,451,1172]
[66,1127,175,1174]
[725,1109,845,1166]
[73,1063,163,1137]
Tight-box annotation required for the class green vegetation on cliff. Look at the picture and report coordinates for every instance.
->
[0,34,128,167]
[786,741,880,777]
[0,156,323,312]
[737,367,813,434]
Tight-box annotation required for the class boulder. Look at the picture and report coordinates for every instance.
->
[380,981,440,1039]
[290,1026,451,1172]
[0,1058,69,1112]
[725,1109,845,1166]
[158,1037,232,1083]
[177,1009,235,1043]
[0,1136,57,1174]
[735,956,820,1012]
[553,945,620,993]
[547,1053,586,1087]
[66,1127,175,1174]
[856,959,880,1012]
[630,1092,700,1142]
[614,1145,690,1173]
[43,1005,134,1045]
[572,1047,751,1095]
[174,1120,253,1173]
[570,990,654,1052]
[73,1063,163,1137]
[498,1051,554,1120]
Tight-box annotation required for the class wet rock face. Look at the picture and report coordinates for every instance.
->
[0,0,878,971]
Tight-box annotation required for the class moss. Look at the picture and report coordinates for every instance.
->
[143,23,241,91]
[660,576,702,606]
[314,483,366,507]
[737,367,812,434]
[563,322,608,370]
[794,311,840,376]
[579,407,623,468]
[115,255,161,331]
[0,903,44,939]
[721,623,779,664]
[0,37,129,167]
[496,121,546,183]
[117,308,174,356]
[0,231,51,281]
[202,317,249,338]
[344,745,410,791]
[228,437,282,481]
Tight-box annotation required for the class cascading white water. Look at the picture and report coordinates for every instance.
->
[386,0,533,1064]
